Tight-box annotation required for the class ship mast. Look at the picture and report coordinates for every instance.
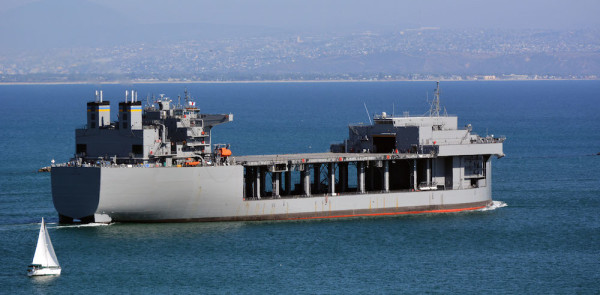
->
[430,81,440,117]
[429,81,446,117]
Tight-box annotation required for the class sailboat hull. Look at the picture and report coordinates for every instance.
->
[27,266,61,276]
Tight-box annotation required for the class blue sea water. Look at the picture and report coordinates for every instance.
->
[0,81,599,294]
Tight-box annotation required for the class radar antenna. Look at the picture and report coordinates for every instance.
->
[429,81,447,117]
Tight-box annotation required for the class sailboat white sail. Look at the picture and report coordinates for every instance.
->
[28,218,61,276]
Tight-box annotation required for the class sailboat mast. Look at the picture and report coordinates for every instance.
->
[43,218,49,267]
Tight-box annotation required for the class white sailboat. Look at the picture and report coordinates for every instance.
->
[27,218,61,276]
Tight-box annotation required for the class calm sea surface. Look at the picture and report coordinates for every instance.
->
[0,81,599,294]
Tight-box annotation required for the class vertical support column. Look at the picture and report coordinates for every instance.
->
[484,156,491,187]
[328,163,336,195]
[431,158,436,186]
[259,167,266,198]
[358,161,365,194]
[426,158,431,186]
[272,172,280,198]
[279,171,285,196]
[285,170,292,195]
[383,160,389,192]
[303,165,311,197]
[367,165,374,191]
[454,156,463,190]
[412,159,417,191]
[339,162,348,193]
[244,167,253,199]
[313,164,321,194]
[255,166,261,199]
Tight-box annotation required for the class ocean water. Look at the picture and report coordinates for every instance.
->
[0,81,599,293]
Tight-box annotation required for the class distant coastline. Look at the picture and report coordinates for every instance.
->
[3,29,597,85]
[1,77,598,86]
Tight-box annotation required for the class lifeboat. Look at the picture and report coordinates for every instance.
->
[219,148,232,157]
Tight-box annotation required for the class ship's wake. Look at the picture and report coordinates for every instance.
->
[478,200,507,211]
[57,223,111,229]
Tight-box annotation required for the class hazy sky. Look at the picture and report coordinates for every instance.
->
[2,0,599,30]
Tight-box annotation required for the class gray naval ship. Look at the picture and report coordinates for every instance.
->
[51,83,505,223]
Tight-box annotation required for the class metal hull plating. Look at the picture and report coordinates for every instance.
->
[52,164,493,223]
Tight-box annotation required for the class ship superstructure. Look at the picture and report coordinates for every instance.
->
[52,83,504,223]
[75,90,232,168]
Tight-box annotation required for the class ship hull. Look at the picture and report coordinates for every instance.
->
[52,164,493,223]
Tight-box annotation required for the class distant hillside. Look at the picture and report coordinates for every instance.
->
[1,1,598,81]
[258,52,600,76]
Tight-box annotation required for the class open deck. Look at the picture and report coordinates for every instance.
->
[233,152,442,200]
[234,152,433,166]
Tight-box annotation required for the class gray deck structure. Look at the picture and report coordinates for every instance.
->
[236,152,431,199]
[51,83,505,223]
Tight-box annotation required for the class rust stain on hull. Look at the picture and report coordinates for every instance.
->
[123,200,491,223]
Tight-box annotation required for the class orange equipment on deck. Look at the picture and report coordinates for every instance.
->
[219,148,232,157]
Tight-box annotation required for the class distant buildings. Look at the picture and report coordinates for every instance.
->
[0,29,598,83]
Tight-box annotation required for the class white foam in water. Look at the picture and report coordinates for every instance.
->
[478,200,507,211]
[57,223,111,229]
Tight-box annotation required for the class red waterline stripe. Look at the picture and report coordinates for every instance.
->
[287,205,487,220]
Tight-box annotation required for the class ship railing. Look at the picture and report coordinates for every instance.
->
[54,155,229,168]
[418,181,441,191]
[52,161,183,168]
[419,145,439,155]
[470,135,506,144]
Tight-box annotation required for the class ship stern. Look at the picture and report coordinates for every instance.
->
[51,167,101,223]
